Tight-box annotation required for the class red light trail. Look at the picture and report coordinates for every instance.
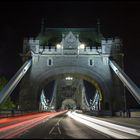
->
[0,110,67,139]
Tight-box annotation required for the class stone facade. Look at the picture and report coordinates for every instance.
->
[19,28,124,114]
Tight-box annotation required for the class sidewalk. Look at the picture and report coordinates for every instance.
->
[95,116,140,130]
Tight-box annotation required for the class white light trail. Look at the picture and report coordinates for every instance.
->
[67,111,140,139]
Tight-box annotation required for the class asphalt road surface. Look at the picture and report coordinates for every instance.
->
[15,112,112,139]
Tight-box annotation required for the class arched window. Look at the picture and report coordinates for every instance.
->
[88,58,94,66]
[47,58,53,66]
[49,59,52,65]
[90,59,93,66]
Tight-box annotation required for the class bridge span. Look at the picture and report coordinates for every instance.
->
[0,28,140,115]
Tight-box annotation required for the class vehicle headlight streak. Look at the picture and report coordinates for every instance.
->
[67,111,140,139]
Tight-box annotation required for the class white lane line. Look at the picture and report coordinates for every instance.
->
[57,127,61,135]
[49,126,55,135]
[49,116,64,135]
[55,122,59,126]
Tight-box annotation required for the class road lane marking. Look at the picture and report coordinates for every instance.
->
[49,126,55,134]
[55,122,59,126]
[48,116,65,135]
[57,127,61,134]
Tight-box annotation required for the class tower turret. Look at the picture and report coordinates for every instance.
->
[41,18,45,34]
[97,18,100,34]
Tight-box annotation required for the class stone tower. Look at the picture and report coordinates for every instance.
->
[19,26,124,115]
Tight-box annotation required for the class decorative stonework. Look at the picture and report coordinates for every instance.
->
[63,32,78,54]
[20,28,124,112]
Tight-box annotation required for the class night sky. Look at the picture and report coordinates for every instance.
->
[0,0,140,108]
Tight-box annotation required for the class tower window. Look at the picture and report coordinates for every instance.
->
[47,58,53,66]
[90,59,93,65]
[49,59,52,65]
[89,59,94,66]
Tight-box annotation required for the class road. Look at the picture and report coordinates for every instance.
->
[15,112,111,139]
[0,111,67,139]
[0,111,139,139]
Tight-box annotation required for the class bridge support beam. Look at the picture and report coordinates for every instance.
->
[0,60,32,105]
[109,59,140,104]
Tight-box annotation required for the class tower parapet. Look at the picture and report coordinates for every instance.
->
[23,36,122,56]
[23,30,122,57]
[101,37,122,54]
[23,38,28,53]
[28,38,40,54]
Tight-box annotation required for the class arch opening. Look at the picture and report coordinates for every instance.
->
[37,73,110,113]
[20,66,113,116]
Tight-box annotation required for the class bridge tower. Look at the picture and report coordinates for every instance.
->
[19,24,124,115]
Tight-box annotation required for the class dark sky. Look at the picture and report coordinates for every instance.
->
[0,0,140,105]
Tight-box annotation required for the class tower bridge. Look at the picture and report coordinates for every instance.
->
[0,25,140,116]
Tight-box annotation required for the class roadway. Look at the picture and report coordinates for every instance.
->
[15,111,111,139]
[0,111,111,139]
[0,111,140,139]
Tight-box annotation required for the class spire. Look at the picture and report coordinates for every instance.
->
[97,18,100,34]
[41,18,45,34]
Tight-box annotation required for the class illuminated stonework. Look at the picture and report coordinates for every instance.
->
[20,27,124,114]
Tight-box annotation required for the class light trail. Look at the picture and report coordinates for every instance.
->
[0,110,67,139]
[0,112,51,126]
[67,111,140,139]
[0,115,49,139]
